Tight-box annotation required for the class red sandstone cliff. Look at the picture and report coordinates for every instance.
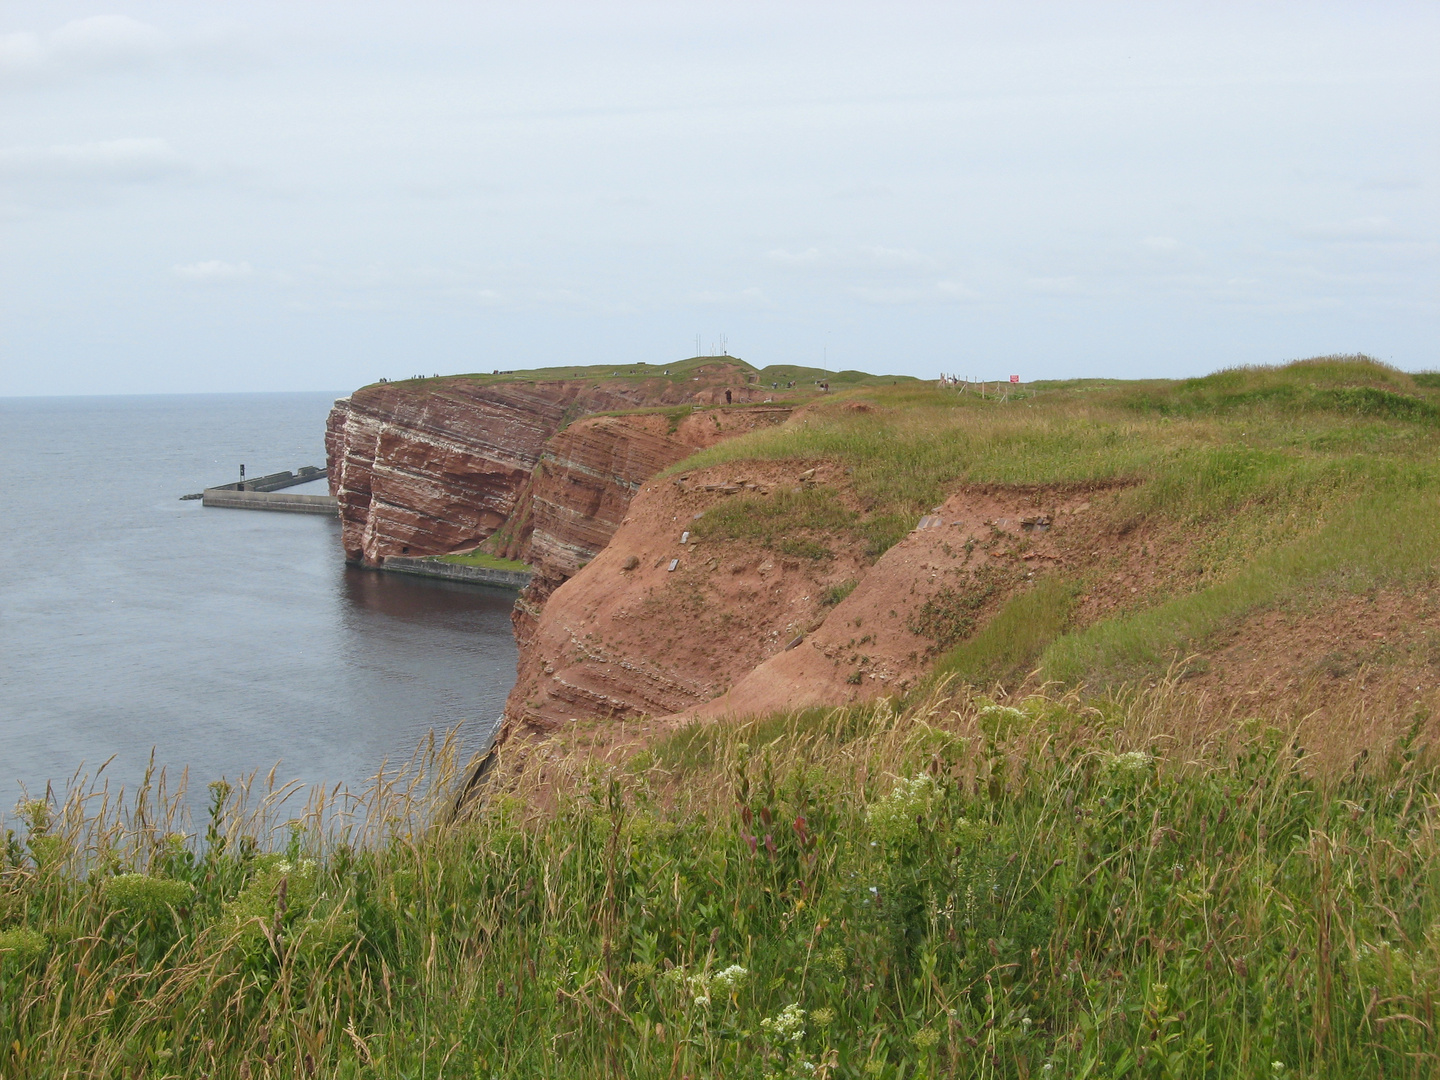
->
[502,457,1107,734]
[506,406,794,660]
[326,367,1110,739]
[504,459,870,731]
[325,364,757,565]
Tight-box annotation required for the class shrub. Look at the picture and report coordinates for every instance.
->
[0,927,47,967]
[907,565,1017,647]
[865,774,941,848]
[100,873,193,919]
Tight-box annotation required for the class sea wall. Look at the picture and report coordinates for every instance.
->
[379,556,533,589]
[201,490,338,515]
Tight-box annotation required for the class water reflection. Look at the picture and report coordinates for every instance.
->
[340,565,520,624]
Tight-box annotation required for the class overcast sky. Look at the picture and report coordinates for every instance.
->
[1,2,1436,396]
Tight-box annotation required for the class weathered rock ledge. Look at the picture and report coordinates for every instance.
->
[324,364,762,566]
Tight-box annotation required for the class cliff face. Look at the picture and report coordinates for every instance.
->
[507,407,794,654]
[503,459,872,731]
[325,365,756,565]
[503,460,1110,734]
[521,407,795,577]
[524,415,692,580]
[326,383,544,564]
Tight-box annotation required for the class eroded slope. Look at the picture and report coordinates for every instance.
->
[503,460,1119,733]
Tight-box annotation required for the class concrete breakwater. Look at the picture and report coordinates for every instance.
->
[379,556,532,590]
[202,489,339,515]
[210,465,327,493]
[201,465,338,515]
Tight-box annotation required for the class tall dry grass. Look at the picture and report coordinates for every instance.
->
[5,683,1440,1076]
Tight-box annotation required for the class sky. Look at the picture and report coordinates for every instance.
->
[1,2,1436,396]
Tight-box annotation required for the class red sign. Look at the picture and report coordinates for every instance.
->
[1009,374,1020,383]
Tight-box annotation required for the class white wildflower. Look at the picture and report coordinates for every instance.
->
[867,774,941,846]
[977,704,1026,737]
[710,964,749,994]
[1107,750,1153,775]
[761,1002,806,1043]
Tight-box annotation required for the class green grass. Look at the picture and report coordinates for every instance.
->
[5,689,1440,1077]
[435,550,533,573]
[376,355,921,393]
[692,484,858,549]
[934,574,1081,687]
[1042,485,1440,686]
[366,355,924,397]
[752,364,921,391]
[664,356,1440,685]
[365,354,758,390]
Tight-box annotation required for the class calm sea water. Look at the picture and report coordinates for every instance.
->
[0,393,517,806]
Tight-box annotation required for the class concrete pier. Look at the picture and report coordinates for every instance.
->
[206,465,326,492]
[202,489,338,514]
[201,466,338,515]
[201,465,339,514]
[380,555,533,589]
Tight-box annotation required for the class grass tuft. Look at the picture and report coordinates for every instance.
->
[436,549,533,572]
[934,574,1080,686]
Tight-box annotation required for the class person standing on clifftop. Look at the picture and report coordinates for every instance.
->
[725,389,732,404]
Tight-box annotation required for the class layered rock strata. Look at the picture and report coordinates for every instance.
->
[508,408,794,650]
[325,366,756,565]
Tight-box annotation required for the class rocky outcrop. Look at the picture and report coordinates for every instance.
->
[503,465,1112,734]
[503,459,871,732]
[325,365,755,565]
[524,415,693,579]
[521,407,794,575]
[507,407,794,652]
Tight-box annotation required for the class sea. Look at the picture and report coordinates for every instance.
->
[0,393,518,811]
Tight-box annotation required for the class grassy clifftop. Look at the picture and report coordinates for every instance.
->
[674,356,1440,692]
[365,355,920,396]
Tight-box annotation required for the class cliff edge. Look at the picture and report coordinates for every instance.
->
[324,359,766,565]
